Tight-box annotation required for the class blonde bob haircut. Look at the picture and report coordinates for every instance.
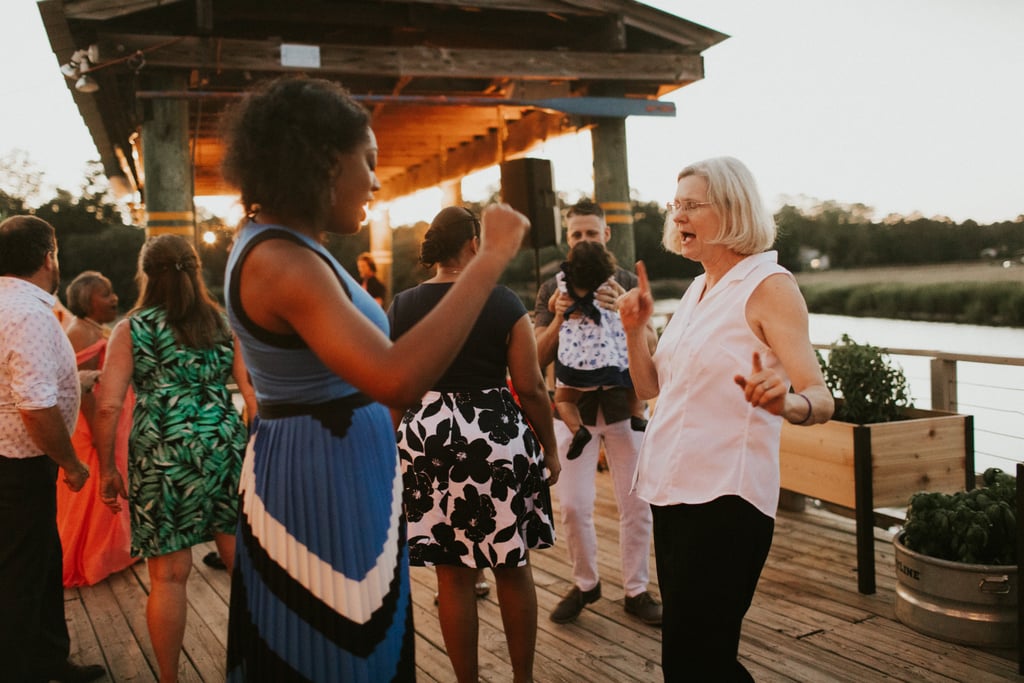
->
[662,156,776,256]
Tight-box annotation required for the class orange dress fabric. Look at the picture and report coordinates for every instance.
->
[57,338,136,586]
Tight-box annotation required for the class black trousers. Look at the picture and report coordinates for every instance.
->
[653,495,774,682]
[0,456,70,683]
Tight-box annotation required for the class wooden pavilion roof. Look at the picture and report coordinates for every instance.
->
[37,0,727,203]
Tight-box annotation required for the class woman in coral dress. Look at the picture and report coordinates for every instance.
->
[56,271,135,586]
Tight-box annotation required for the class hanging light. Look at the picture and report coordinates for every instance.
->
[60,49,90,80]
[61,45,101,92]
[75,75,99,93]
[59,40,178,95]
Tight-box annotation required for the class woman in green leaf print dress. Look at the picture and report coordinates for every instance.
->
[93,234,256,683]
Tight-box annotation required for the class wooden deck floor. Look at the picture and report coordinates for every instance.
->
[64,470,1021,682]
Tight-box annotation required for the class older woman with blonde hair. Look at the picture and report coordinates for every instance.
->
[619,156,834,681]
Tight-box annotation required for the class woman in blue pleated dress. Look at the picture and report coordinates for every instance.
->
[218,76,530,682]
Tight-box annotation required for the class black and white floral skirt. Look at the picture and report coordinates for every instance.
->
[396,386,556,568]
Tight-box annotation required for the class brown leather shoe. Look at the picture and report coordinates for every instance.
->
[624,590,662,625]
[550,583,601,623]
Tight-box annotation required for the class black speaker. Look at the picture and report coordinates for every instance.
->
[500,158,560,249]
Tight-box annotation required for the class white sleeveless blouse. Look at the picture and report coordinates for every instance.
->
[633,251,792,519]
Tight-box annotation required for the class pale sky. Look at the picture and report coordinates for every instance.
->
[2,0,1022,225]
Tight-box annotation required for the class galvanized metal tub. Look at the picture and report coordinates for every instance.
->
[894,533,1017,648]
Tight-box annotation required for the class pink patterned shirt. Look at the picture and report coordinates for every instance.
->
[0,277,80,458]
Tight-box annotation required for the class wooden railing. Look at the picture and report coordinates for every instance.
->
[815,344,1024,471]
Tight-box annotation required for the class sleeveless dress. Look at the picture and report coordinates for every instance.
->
[56,337,136,586]
[127,308,248,557]
[388,283,555,568]
[225,223,413,683]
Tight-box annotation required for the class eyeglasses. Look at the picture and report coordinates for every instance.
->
[665,199,712,215]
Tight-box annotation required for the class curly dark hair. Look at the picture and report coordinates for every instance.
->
[565,240,616,292]
[419,206,480,267]
[220,76,371,228]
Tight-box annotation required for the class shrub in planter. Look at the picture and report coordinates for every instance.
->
[902,467,1016,565]
[818,333,912,424]
[894,468,1017,648]
[781,334,972,594]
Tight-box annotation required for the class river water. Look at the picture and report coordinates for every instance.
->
[653,301,1024,473]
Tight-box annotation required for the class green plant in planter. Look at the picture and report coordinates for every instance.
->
[902,468,1016,565]
[818,333,912,423]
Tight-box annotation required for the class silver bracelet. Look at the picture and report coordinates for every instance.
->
[795,393,813,425]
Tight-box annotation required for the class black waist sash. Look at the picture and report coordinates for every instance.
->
[257,392,374,439]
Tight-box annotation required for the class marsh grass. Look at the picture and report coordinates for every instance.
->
[644,262,1024,328]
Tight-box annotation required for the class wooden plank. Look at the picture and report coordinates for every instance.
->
[870,415,969,506]
[120,555,215,682]
[860,617,1020,681]
[74,579,155,682]
[186,544,231,643]
[781,412,970,509]
[780,419,857,506]
[63,589,112,681]
[105,567,161,679]
[60,470,1020,682]
[98,33,706,84]
[808,620,983,683]
[739,619,895,682]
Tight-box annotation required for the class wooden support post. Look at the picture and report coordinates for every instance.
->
[142,72,193,241]
[590,118,635,266]
[853,425,876,594]
[440,179,463,207]
[964,415,976,490]
[930,358,958,413]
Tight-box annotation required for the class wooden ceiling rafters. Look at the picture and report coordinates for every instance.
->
[39,0,728,203]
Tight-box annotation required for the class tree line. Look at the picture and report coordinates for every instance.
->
[2,156,1021,313]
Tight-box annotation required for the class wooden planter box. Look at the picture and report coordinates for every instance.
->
[779,407,974,594]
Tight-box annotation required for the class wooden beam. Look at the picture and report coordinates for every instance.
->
[98,33,705,83]
[209,0,604,48]
[376,110,575,201]
[64,0,187,21]
[376,0,729,48]
[188,111,579,201]
[375,0,597,14]
[555,0,730,47]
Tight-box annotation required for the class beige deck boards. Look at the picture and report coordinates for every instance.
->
[63,470,1020,681]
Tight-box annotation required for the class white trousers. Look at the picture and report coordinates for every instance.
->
[554,412,652,597]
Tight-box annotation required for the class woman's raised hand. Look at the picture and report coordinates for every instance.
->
[618,261,654,332]
[479,203,530,264]
[734,351,787,414]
